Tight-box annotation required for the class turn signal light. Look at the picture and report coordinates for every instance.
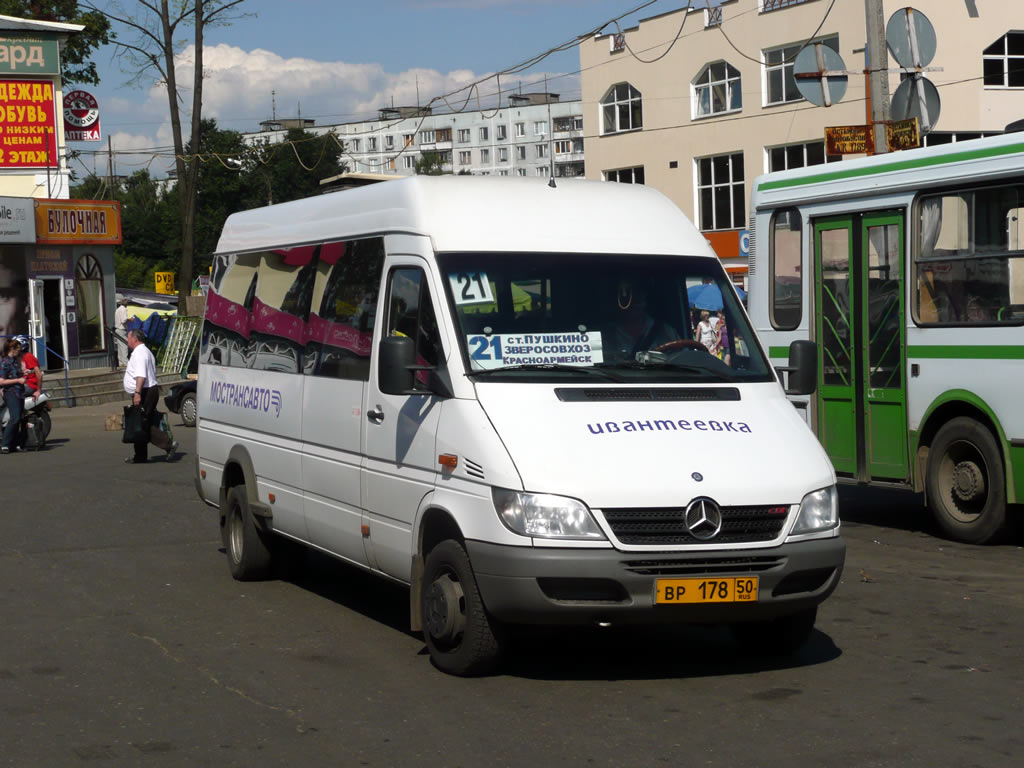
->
[361,524,370,537]
[200,470,206,479]
[268,493,276,504]
[438,454,458,469]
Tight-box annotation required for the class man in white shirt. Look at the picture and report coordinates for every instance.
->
[114,296,129,367]
[124,329,177,463]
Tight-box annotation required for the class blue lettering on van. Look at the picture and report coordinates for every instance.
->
[209,380,283,417]
[586,418,751,435]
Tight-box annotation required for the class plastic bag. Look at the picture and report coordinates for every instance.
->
[122,405,147,443]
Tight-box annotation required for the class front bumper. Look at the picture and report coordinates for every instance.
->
[467,536,845,626]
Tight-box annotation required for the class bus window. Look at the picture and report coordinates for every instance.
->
[915,184,1024,325]
[770,208,801,330]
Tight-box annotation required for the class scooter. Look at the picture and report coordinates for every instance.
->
[0,391,52,438]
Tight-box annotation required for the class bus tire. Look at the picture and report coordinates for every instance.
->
[224,485,273,581]
[180,392,198,428]
[421,539,502,676]
[731,606,817,656]
[926,417,1007,544]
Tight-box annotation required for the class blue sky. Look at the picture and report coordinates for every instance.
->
[75,0,698,176]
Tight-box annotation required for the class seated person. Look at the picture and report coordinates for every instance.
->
[15,335,43,401]
[603,282,678,362]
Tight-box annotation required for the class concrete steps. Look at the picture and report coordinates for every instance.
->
[46,368,187,409]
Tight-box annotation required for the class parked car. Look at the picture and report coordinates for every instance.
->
[164,380,197,427]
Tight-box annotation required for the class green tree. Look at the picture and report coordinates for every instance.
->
[0,1,112,85]
[414,151,448,176]
[239,128,346,209]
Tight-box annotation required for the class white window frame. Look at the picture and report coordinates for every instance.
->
[534,121,547,136]
[403,133,415,147]
[368,136,378,150]
[458,128,471,143]
[515,122,526,137]
[554,140,571,154]
[696,152,745,231]
[497,124,507,140]
[480,148,490,163]
[693,60,742,118]
[459,150,472,165]
[480,126,489,141]
[516,168,527,176]
[385,134,394,149]
[604,166,645,184]
[763,36,838,106]
[536,144,548,158]
[765,140,839,172]
[983,32,1024,88]
[403,155,415,169]
[498,147,508,162]
[537,166,550,177]
[600,82,643,135]
[420,129,435,144]
[516,145,527,161]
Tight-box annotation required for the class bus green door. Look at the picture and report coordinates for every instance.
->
[814,213,908,481]
[814,219,857,475]
[861,214,908,478]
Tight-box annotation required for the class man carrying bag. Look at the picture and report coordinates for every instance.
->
[123,330,178,464]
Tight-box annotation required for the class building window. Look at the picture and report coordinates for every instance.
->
[403,155,415,169]
[601,82,643,134]
[498,147,508,162]
[516,145,526,160]
[770,208,802,330]
[458,128,471,142]
[765,36,838,105]
[497,124,507,140]
[498,169,509,176]
[537,166,550,177]
[420,130,435,144]
[554,140,571,154]
[534,121,547,136]
[368,136,378,150]
[536,144,548,158]
[694,61,742,117]
[760,0,812,11]
[459,150,472,165]
[697,152,745,230]
[480,126,489,141]
[767,140,840,171]
[922,131,999,146]
[516,168,526,177]
[384,135,394,149]
[984,32,1024,87]
[403,134,415,147]
[605,166,645,184]
[515,122,525,137]
[480,148,490,163]
[75,253,105,352]
[351,138,360,152]
[436,128,452,142]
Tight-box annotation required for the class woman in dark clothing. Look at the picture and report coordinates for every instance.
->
[0,337,28,453]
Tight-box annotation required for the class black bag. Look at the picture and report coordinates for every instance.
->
[23,414,45,451]
[122,405,147,443]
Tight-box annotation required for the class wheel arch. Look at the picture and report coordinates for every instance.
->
[219,445,259,511]
[409,499,465,633]
[914,389,1015,504]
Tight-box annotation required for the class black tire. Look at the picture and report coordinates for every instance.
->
[420,539,502,676]
[223,486,273,581]
[926,417,1007,544]
[180,392,198,428]
[37,409,51,439]
[731,607,817,656]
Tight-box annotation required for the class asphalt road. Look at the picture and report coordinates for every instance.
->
[2,403,1022,767]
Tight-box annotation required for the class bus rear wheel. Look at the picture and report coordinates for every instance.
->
[926,417,1007,544]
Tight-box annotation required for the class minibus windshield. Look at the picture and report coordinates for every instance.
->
[438,252,773,383]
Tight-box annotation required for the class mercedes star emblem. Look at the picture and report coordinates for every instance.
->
[684,498,723,541]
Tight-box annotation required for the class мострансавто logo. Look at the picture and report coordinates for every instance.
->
[209,380,282,417]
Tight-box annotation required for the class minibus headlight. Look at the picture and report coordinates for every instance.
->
[793,485,839,534]
[492,489,606,540]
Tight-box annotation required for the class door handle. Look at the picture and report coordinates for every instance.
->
[367,406,384,424]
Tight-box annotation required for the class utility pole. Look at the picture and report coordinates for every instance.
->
[865,0,891,154]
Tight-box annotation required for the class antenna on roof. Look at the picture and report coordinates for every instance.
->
[271,90,276,121]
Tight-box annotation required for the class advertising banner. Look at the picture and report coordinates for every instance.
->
[0,33,59,76]
[155,271,175,294]
[0,195,35,243]
[34,199,122,245]
[0,79,58,167]
[63,89,101,142]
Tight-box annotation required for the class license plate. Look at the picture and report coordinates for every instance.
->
[655,576,759,604]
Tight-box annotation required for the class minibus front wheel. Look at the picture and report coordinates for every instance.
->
[224,486,273,581]
[421,540,501,676]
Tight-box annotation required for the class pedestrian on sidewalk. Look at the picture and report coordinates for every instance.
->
[123,329,177,464]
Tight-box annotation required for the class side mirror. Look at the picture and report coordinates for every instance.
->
[378,336,416,395]
[785,339,817,396]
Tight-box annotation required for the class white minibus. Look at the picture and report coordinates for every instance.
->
[196,176,845,675]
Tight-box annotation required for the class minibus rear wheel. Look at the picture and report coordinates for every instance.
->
[926,417,1006,544]
[225,486,273,581]
[421,540,501,676]
[731,606,817,656]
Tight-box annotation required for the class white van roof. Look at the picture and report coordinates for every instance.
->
[215,175,715,258]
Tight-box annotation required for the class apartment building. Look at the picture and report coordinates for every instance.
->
[245,93,586,180]
[579,0,1024,281]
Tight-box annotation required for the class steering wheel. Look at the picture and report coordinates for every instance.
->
[653,338,710,354]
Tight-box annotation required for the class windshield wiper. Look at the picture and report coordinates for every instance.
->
[595,360,732,381]
[470,363,624,382]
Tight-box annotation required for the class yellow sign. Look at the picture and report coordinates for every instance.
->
[155,271,176,295]
[887,117,921,151]
[34,199,121,244]
[825,125,875,155]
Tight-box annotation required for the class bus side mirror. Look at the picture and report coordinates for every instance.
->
[785,339,817,396]
[379,336,416,394]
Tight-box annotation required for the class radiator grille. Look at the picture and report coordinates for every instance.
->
[602,505,787,546]
[622,556,785,576]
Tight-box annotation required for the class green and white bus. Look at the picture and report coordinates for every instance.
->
[748,132,1024,543]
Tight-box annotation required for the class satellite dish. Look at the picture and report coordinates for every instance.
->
[891,76,940,134]
[793,43,848,107]
[887,7,937,69]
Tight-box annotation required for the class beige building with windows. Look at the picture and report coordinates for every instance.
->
[579,0,1024,282]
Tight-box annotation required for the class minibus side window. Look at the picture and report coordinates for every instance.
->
[306,237,384,380]
[200,252,260,368]
[770,208,802,330]
[386,267,444,385]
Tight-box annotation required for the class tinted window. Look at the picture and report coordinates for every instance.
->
[771,208,802,330]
